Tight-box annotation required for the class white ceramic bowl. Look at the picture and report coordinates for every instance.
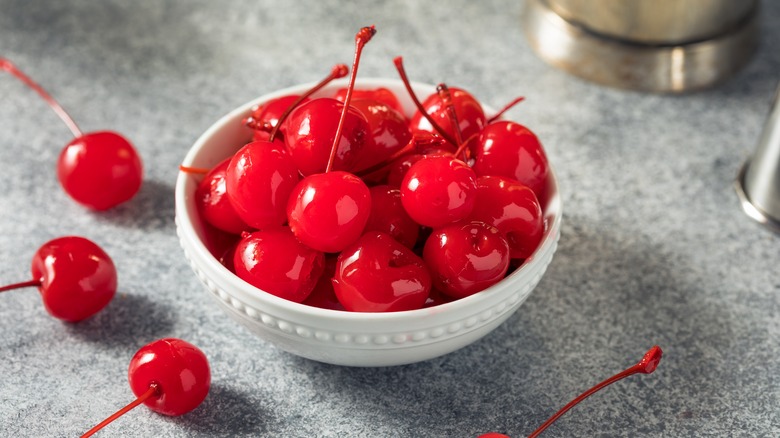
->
[175,78,562,367]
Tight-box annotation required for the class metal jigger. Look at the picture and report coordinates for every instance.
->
[521,0,760,93]
[736,82,780,233]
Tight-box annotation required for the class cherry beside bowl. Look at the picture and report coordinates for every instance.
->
[175,78,562,367]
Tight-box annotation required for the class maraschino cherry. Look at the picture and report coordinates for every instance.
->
[400,154,477,228]
[1,58,143,210]
[81,338,211,437]
[333,231,431,312]
[391,63,478,228]
[393,56,457,148]
[407,82,486,144]
[467,176,543,260]
[233,228,325,303]
[423,221,510,299]
[225,140,300,229]
[478,346,663,438]
[472,121,553,210]
[0,236,116,322]
[286,26,376,253]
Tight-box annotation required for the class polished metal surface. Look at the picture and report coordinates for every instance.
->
[547,0,757,44]
[522,0,760,93]
[736,82,780,233]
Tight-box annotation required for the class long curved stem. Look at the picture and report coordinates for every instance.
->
[487,96,525,124]
[178,165,211,175]
[528,346,663,438]
[81,383,159,438]
[268,64,348,142]
[325,26,375,173]
[392,57,457,148]
[0,58,83,137]
[437,83,464,147]
[0,279,41,293]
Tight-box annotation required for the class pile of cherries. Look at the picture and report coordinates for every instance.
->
[188,26,555,313]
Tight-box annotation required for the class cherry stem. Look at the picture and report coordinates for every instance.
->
[178,165,211,175]
[0,279,41,293]
[528,346,663,438]
[81,383,160,438]
[436,83,464,146]
[437,82,473,161]
[392,57,458,148]
[453,132,479,160]
[0,58,83,138]
[487,96,525,124]
[268,64,349,142]
[325,26,376,174]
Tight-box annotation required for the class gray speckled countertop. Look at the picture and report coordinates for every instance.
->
[1,1,778,437]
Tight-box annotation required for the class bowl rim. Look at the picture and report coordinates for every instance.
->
[175,78,562,323]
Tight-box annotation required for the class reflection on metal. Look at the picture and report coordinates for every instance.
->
[736,83,780,233]
[521,0,760,93]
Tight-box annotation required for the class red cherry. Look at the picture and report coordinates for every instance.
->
[400,155,477,228]
[233,228,325,303]
[348,98,411,173]
[333,231,431,312]
[364,185,419,248]
[472,121,552,208]
[393,57,457,148]
[409,86,486,144]
[57,131,144,210]
[225,140,300,229]
[1,236,116,322]
[286,171,372,253]
[128,338,211,416]
[194,158,250,235]
[283,98,373,175]
[82,339,211,437]
[423,221,509,299]
[467,176,543,260]
[2,58,143,210]
[333,86,405,114]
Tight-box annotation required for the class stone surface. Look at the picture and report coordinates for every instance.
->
[0,1,778,436]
